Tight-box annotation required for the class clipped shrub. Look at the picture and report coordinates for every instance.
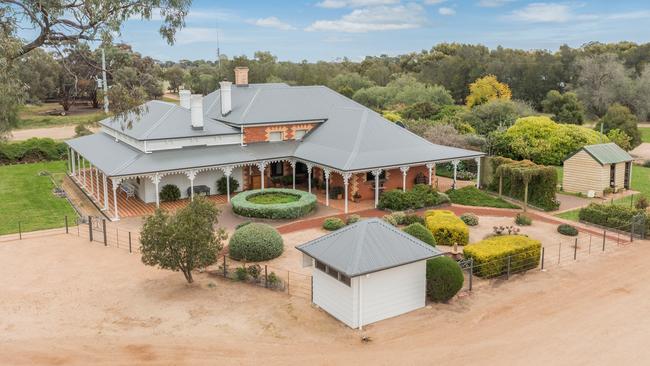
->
[426,256,464,302]
[378,184,444,211]
[391,211,406,225]
[425,210,469,246]
[228,223,284,262]
[463,235,542,278]
[323,217,346,231]
[578,203,650,233]
[217,176,240,195]
[346,214,361,225]
[557,224,578,236]
[159,184,181,202]
[403,213,425,226]
[382,214,398,226]
[231,188,317,219]
[460,213,479,226]
[515,213,532,226]
[403,223,436,247]
[437,191,450,204]
[0,138,68,165]
[235,221,252,230]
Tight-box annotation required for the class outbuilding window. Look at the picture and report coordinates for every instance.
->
[315,260,350,287]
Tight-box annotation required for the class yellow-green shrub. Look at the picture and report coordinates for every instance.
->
[425,210,469,246]
[463,235,541,278]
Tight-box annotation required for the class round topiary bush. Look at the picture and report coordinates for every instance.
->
[426,256,464,302]
[323,217,345,231]
[460,213,479,226]
[231,188,317,219]
[403,223,436,247]
[159,184,181,202]
[557,223,578,236]
[228,223,284,262]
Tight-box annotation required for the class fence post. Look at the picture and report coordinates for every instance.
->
[18,222,22,240]
[602,230,606,252]
[541,247,545,270]
[469,258,474,291]
[128,232,132,253]
[573,238,578,260]
[506,256,511,280]
[88,216,93,242]
[102,219,107,246]
[265,265,268,288]
[223,255,227,277]
[65,215,68,234]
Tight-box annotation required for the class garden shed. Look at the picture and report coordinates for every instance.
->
[563,143,634,197]
[296,218,441,329]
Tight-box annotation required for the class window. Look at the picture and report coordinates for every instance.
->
[315,260,350,287]
[366,171,385,181]
[268,131,283,142]
[294,129,307,140]
[315,260,326,272]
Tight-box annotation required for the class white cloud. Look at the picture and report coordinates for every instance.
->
[425,0,447,4]
[478,0,515,7]
[306,3,426,32]
[508,3,572,23]
[315,0,399,9]
[250,16,296,30]
[438,7,456,15]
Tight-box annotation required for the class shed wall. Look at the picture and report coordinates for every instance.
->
[563,150,606,196]
[312,268,357,328]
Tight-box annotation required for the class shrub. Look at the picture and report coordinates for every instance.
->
[391,211,406,225]
[247,263,262,280]
[425,210,469,246]
[159,184,181,202]
[596,104,641,148]
[460,213,479,226]
[235,221,252,230]
[382,214,398,226]
[635,196,649,210]
[0,138,68,165]
[403,223,436,247]
[515,213,532,226]
[323,217,346,231]
[426,256,464,302]
[231,188,317,219]
[234,266,249,281]
[403,213,425,226]
[578,203,650,233]
[346,214,361,225]
[228,223,284,262]
[463,235,542,278]
[217,176,240,195]
[267,272,281,289]
[557,224,578,236]
[378,184,444,211]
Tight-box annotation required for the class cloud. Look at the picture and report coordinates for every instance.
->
[425,0,447,4]
[315,0,399,8]
[306,3,426,32]
[508,3,572,23]
[478,0,515,7]
[438,7,456,15]
[250,16,296,30]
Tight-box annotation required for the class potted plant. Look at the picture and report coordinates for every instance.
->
[353,192,361,203]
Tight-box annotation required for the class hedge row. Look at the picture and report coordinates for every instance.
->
[231,188,317,219]
[378,184,449,211]
[463,235,541,278]
[424,210,469,246]
[578,203,650,233]
[0,138,68,165]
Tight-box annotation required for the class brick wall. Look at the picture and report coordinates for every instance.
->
[242,123,318,144]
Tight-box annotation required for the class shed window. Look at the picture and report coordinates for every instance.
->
[268,131,283,142]
[315,260,326,272]
[314,260,350,287]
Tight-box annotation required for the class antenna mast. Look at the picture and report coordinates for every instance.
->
[216,21,222,80]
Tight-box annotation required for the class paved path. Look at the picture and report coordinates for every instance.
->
[9,125,100,141]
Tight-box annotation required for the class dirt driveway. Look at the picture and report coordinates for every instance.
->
[2,232,650,365]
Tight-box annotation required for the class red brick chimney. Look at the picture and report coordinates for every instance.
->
[234,66,249,86]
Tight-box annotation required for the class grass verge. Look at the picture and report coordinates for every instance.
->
[447,186,520,209]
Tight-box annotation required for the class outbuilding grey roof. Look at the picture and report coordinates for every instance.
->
[100,100,240,140]
[578,143,634,165]
[296,218,442,277]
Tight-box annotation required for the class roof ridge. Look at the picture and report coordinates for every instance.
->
[140,103,181,139]
[342,109,368,170]
[239,87,261,122]
[348,220,369,275]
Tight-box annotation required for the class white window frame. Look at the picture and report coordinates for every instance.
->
[294,129,307,140]
[268,131,283,142]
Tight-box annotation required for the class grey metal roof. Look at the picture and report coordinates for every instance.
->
[296,218,441,277]
[67,132,298,177]
[581,143,634,165]
[99,100,240,140]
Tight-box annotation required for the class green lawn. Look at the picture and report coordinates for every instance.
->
[0,161,77,235]
[17,103,106,129]
[247,192,300,205]
[640,127,650,143]
[447,186,520,209]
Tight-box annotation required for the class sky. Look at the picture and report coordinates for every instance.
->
[26,1,650,62]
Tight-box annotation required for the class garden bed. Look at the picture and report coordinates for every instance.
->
[231,188,317,220]
[447,186,520,209]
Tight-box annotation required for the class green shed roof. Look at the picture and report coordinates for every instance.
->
[580,143,634,165]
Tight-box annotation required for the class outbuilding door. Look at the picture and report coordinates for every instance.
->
[624,162,631,189]
[610,164,616,188]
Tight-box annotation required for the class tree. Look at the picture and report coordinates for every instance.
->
[328,72,374,96]
[541,90,585,124]
[607,129,633,151]
[575,54,631,118]
[596,104,641,147]
[16,49,60,103]
[466,99,534,135]
[140,197,227,284]
[163,66,186,93]
[466,75,512,108]
[401,102,440,120]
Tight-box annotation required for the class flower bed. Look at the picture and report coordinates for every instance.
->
[231,188,317,219]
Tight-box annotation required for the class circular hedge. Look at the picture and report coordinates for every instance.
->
[228,223,284,262]
[231,188,317,219]
[557,223,578,236]
[403,223,436,247]
[426,256,464,302]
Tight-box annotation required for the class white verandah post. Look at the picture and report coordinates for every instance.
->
[290,160,296,190]
[89,163,94,196]
[475,157,482,189]
[111,177,121,221]
[82,158,86,187]
[76,153,81,180]
[372,169,382,208]
[102,172,108,210]
[400,166,410,192]
[306,163,313,193]
[324,168,331,207]
[222,166,233,202]
[186,170,197,201]
[452,160,460,190]
[426,162,435,187]
[71,149,76,176]
[343,172,352,214]
[257,162,268,190]
[151,173,161,208]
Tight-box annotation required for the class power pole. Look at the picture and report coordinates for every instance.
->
[216,23,222,80]
[101,48,109,114]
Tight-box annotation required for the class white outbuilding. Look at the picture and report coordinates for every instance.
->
[297,218,441,329]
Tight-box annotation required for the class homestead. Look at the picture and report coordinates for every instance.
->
[562,143,634,197]
[65,67,483,220]
[296,218,441,329]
